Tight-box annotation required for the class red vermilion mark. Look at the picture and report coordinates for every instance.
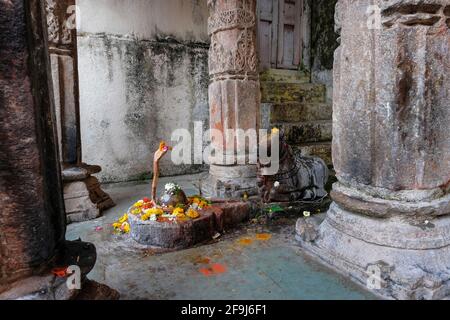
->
[199,263,227,276]
[211,263,227,274]
[51,267,68,278]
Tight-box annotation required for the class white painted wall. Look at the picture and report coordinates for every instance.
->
[77,0,208,42]
[77,0,210,183]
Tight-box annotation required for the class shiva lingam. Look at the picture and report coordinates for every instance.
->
[113,142,215,248]
[257,128,329,203]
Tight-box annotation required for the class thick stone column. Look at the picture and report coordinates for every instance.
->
[0,0,66,290]
[44,0,114,223]
[297,0,450,299]
[202,0,261,198]
[0,0,117,299]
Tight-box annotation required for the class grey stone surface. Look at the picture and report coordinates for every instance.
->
[128,209,215,249]
[295,217,320,242]
[298,0,450,300]
[64,176,115,224]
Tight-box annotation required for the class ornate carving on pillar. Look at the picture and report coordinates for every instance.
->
[44,0,115,222]
[297,0,450,300]
[202,0,261,198]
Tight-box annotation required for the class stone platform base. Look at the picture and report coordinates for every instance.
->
[296,202,450,300]
[129,200,254,249]
[64,176,115,224]
[201,165,258,199]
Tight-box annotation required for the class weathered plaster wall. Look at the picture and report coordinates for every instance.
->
[77,0,210,182]
[309,0,338,103]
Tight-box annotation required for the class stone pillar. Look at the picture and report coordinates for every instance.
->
[0,0,117,299]
[202,0,261,198]
[0,0,66,290]
[44,0,114,223]
[297,0,450,300]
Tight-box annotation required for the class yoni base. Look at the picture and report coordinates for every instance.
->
[128,200,253,249]
[296,202,450,300]
[64,176,115,224]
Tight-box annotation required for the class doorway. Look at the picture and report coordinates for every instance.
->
[257,0,304,70]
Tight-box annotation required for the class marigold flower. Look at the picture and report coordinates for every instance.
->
[121,222,130,233]
[118,213,128,224]
[172,207,185,216]
[147,207,164,216]
[134,200,144,208]
[132,208,142,215]
[187,208,200,219]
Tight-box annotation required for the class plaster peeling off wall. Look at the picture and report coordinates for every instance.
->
[77,0,210,183]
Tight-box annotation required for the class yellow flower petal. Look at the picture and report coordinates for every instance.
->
[187,209,200,219]
[118,213,128,223]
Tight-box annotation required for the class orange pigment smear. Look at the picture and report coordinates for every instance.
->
[199,263,227,276]
[238,238,253,245]
[211,263,227,274]
[199,268,214,276]
[256,233,272,241]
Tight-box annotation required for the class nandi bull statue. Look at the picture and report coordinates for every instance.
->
[257,128,329,203]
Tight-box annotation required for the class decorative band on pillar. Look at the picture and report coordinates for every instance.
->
[208,0,259,81]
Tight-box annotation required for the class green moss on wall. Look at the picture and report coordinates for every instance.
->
[310,0,339,70]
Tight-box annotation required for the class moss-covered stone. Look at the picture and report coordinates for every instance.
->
[310,0,339,70]
[281,121,332,144]
[260,82,326,104]
[271,102,332,123]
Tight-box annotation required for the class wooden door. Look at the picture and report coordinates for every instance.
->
[257,0,278,70]
[257,0,303,70]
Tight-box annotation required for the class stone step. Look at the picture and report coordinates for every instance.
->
[260,68,310,83]
[275,120,332,144]
[261,82,326,104]
[271,102,332,123]
[293,142,333,167]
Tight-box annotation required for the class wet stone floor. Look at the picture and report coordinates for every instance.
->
[67,174,377,300]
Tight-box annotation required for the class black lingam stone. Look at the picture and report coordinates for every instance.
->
[159,189,188,207]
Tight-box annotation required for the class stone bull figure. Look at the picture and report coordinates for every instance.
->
[257,129,329,203]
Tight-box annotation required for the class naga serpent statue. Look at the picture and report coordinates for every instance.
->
[257,129,329,203]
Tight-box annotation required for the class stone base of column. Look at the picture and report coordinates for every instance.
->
[63,164,115,223]
[296,186,450,300]
[0,240,119,300]
[201,164,258,199]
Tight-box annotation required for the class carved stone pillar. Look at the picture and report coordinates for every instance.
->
[44,0,114,223]
[202,0,261,198]
[0,0,118,299]
[297,0,450,299]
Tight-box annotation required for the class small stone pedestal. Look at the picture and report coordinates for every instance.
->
[63,164,115,223]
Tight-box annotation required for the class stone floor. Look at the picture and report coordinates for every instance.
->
[67,173,377,300]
